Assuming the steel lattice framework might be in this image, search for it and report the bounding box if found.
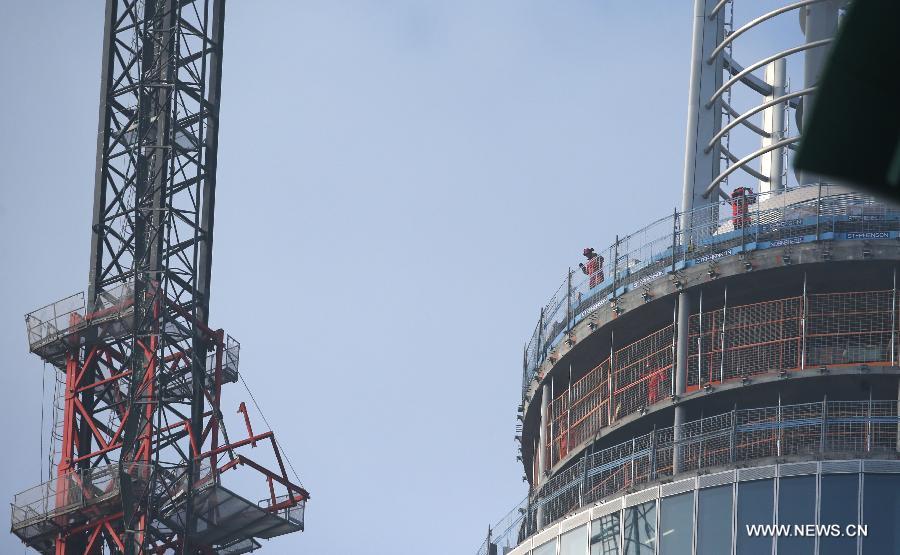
[11,1,309,554]
[89,1,225,550]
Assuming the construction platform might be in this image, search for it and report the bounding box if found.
[24,282,240,397]
[10,463,304,555]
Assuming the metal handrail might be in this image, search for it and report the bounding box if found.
[479,399,899,553]
[522,184,900,398]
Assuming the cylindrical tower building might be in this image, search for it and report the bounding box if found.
[480,1,900,554]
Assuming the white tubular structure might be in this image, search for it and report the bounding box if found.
[697,0,847,200]
[760,58,787,194]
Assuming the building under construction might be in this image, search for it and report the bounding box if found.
[480,1,900,554]
[10,1,309,553]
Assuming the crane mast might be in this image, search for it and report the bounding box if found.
[11,1,309,553]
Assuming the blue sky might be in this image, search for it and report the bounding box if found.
[0,2,697,553]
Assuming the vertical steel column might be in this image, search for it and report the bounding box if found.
[185,1,226,543]
[801,273,808,370]
[759,58,787,194]
[671,208,679,273]
[697,290,704,385]
[536,395,546,531]
[815,183,822,241]
[892,268,897,366]
[673,291,690,474]
[776,393,782,457]
[681,0,726,211]
[719,286,727,383]
[675,0,723,475]
[54,354,80,555]
[549,378,555,471]
[630,438,636,486]
[867,388,873,453]
[609,332,615,425]
[729,406,737,463]
[522,346,528,399]
[612,237,619,306]
[567,365,572,460]
[698,414,704,470]
[123,0,178,547]
[755,190,761,244]
[579,444,591,506]
[566,269,573,336]
[671,302,678,397]
[537,309,545,365]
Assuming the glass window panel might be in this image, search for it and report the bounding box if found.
[820,473,859,555]
[659,492,694,554]
[533,538,557,555]
[590,513,620,555]
[736,479,774,555]
[560,524,588,555]
[697,485,732,555]
[776,475,815,555]
[862,474,900,554]
[623,502,656,555]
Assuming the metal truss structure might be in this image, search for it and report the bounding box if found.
[11,1,309,554]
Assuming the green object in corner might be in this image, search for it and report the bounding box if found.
[794,0,900,192]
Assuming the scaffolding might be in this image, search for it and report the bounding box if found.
[543,289,899,468]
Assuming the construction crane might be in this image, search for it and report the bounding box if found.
[10,1,309,553]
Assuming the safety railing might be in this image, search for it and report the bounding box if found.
[478,399,900,554]
[10,462,207,539]
[25,282,136,353]
[259,494,306,531]
[169,335,242,399]
[543,289,899,469]
[522,184,900,397]
[25,292,86,351]
[10,463,143,535]
[207,334,241,384]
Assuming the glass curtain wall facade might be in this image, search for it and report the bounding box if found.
[507,462,900,555]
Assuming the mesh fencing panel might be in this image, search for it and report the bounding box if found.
[544,289,898,469]
[519,185,899,401]
[508,399,900,549]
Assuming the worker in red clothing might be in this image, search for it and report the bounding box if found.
[647,367,662,405]
[730,186,756,229]
[579,247,605,288]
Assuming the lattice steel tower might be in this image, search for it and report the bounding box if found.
[11,2,309,554]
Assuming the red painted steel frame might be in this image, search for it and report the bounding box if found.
[46,300,307,553]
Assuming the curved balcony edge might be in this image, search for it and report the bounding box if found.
[520,246,900,474]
